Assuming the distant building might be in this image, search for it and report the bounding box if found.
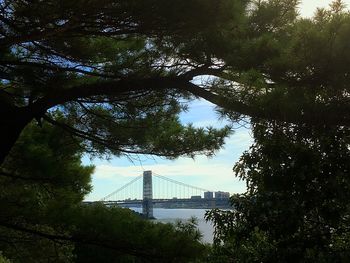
[204,191,213,199]
[190,195,201,200]
[215,191,230,199]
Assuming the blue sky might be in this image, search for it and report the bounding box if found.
[85,100,253,200]
[84,0,349,201]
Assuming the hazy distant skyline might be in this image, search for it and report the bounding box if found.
[85,0,349,201]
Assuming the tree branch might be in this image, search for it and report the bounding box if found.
[0,60,121,79]
[0,221,156,259]
[182,82,350,127]
[26,76,188,118]
[43,115,199,158]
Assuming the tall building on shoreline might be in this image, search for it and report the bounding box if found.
[204,191,213,199]
[215,191,230,199]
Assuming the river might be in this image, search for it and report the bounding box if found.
[130,208,214,243]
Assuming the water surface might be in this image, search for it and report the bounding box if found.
[130,208,214,243]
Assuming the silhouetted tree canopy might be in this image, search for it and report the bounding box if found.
[0,119,208,262]
[2,0,350,165]
[2,0,350,262]
[207,119,350,262]
[205,3,350,262]
[0,0,246,164]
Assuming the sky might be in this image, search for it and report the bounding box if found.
[300,0,350,17]
[84,0,350,201]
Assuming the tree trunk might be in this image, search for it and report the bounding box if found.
[0,107,32,166]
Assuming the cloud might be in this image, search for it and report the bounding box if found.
[87,151,248,201]
[94,160,229,179]
[89,126,253,199]
[87,107,254,200]
[92,156,244,190]
[191,118,228,128]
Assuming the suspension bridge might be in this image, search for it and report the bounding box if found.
[92,171,231,218]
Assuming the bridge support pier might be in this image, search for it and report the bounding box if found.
[142,171,153,218]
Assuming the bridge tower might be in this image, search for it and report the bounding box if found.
[142,170,153,218]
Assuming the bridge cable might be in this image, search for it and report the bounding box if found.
[152,173,212,193]
[100,175,142,201]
